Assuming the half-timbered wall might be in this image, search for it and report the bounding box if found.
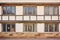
[0,5,60,33]
[0,6,60,21]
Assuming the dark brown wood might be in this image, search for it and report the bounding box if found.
[0,3,60,6]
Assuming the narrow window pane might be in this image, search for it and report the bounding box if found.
[11,7,15,14]
[3,7,7,15]
[28,24,32,32]
[2,24,6,32]
[24,7,28,15]
[53,7,58,15]
[33,24,34,32]
[55,24,59,32]
[7,24,10,32]
[7,6,11,14]
[49,7,53,15]
[32,7,36,15]
[11,24,15,32]
[45,7,49,15]
[24,24,27,32]
[28,7,32,15]
[45,24,48,32]
[49,24,53,32]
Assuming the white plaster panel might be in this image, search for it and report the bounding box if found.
[24,16,29,20]
[9,16,15,20]
[0,16,1,20]
[0,6,2,15]
[45,16,51,20]
[16,6,23,15]
[16,23,23,32]
[37,6,44,15]
[59,6,60,15]
[37,23,44,32]
[16,16,23,20]
[37,16,44,20]
[30,16,36,20]
[2,16,8,20]
[52,16,58,20]
[59,16,60,20]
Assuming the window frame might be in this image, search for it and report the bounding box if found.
[2,23,15,32]
[2,6,16,16]
[44,6,59,16]
[23,23,37,32]
[45,23,59,32]
[23,6,37,16]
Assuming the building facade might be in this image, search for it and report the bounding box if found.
[0,0,60,38]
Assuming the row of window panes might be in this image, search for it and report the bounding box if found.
[2,23,59,32]
[2,6,58,15]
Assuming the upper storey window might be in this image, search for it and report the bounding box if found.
[3,6,15,15]
[45,6,58,15]
[24,6,36,15]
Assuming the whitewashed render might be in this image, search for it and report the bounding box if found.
[0,0,60,3]
[37,6,44,15]
[2,16,8,20]
[0,6,2,15]
[59,16,60,20]
[0,23,2,32]
[37,16,44,20]
[37,23,44,32]
[59,6,60,15]
[45,16,51,20]
[52,16,58,20]
[0,16,1,20]
[30,16,36,20]
[9,16,15,20]
[16,23,23,32]
[16,6,23,15]
[16,16,23,21]
[24,16,29,20]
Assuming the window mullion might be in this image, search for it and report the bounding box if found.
[32,24,34,32]
[48,24,49,32]
[27,7,28,15]
[53,24,55,32]
[27,24,28,32]
[53,7,54,15]
[10,24,11,32]
[48,7,49,15]
[6,24,7,32]
[32,7,33,15]
[47,24,49,32]
[6,6,7,15]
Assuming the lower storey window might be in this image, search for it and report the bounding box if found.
[23,23,37,32]
[2,23,15,32]
[45,23,59,32]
